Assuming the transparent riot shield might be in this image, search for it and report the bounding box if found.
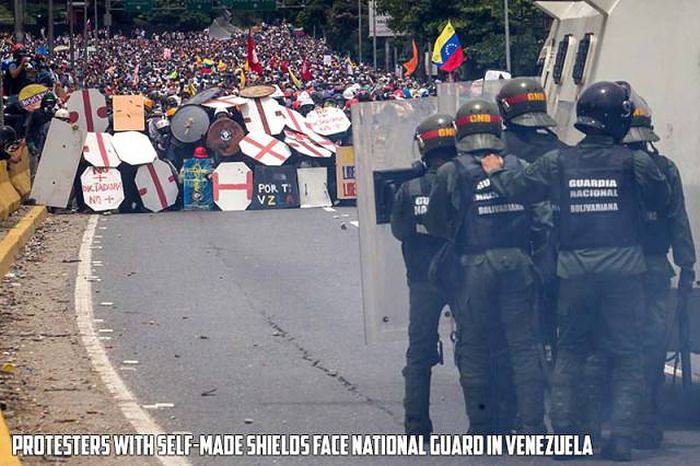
[353,98,442,343]
[437,78,540,115]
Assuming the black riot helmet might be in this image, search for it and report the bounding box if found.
[414,113,457,159]
[454,99,505,153]
[0,126,17,150]
[496,78,556,128]
[575,81,634,142]
[614,81,660,144]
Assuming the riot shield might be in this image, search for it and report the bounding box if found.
[437,78,540,116]
[354,97,444,343]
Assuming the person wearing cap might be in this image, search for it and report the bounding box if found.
[180,146,214,211]
[496,79,565,381]
[390,114,457,438]
[479,82,670,460]
[424,99,547,435]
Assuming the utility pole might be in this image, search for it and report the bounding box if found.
[357,0,362,64]
[13,0,24,42]
[371,1,377,69]
[69,0,75,85]
[504,0,512,72]
[48,0,54,55]
[84,0,89,87]
[384,37,389,71]
[94,0,99,33]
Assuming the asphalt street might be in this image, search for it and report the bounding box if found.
[87,207,700,465]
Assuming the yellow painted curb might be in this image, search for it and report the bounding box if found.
[0,410,20,465]
[0,206,48,279]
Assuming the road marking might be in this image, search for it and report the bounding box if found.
[75,215,190,466]
[350,221,359,228]
[142,403,175,410]
[99,302,113,306]
[98,328,113,333]
[322,207,336,213]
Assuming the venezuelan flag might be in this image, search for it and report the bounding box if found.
[432,21,464,72]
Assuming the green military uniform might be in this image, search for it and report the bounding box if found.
[488,134,670,452]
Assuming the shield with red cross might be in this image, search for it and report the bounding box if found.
[135,159,179,213]
[80,166,124,212]
[83,132,121,168]
[303,123,337,153]
[202,95,247,111]
[284,130,332,159]
[240,97,285,135]
[67,88,109,133]
[239,132,291,167]
[281,107,310,134]
[212,162,253,211]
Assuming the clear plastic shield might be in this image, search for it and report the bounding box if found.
[437,78,539,115]
[353,98,441,343]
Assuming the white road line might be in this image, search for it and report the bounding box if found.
[75,215,190,466]
[350,221,359,228]
[322,206,336,213]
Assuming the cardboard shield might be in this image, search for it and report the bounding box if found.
[353,97,447,343]
[202,95,247,111]
[297,167,332,208]
[30,119,86,208]
[183,158,214,211]
[83,132,121,168]
[249,166,300,210]
[184,87,221,106]
[240,85,275,99]
[240,97,285,135]
[335,145,357,200]
[304,127,337,154]
[171,105,211,143]
[239,132,291,166]
[112,95,145,131]
[212,162,253,211]
[80,167,124,212]
[281,107,311,134]
[284,130,332,158]
[18,84,49,112]
[135,159,179,212]
[66,88,109,133]
[112,131,158,165]
[305,107,351,136]
[206,118,245,156]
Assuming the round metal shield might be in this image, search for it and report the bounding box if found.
[184,87,222,106]
[240,85,276,99]
[18,84,49,112]
[206,118,245,157]
[171,105,211,143]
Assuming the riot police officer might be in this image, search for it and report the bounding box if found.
[390,114,456,436]
[480,81,670,460]
[619,84,696,449]
[425,100,547,434]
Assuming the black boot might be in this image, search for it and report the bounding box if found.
[403,367,433,435]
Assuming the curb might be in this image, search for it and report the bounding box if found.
[0,411,19,466]
[0,206,48,278]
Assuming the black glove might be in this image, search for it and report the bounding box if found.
[679,268,695,294]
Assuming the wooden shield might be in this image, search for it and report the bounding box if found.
[112,95,145,131]
[240,85,275,99]
[206,118,245,157]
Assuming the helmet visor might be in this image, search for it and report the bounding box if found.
[456,133,505,153]
[510,111,557,128]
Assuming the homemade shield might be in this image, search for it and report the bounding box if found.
[83,132,121,168]
[206,118,245,156]
[80,167,124,212]
[240,85,275,99]
[202,95,246,111]
[171,105,211,143]
[335,145,357,200]
[284,130,332,158]
[240,97,285,135]
[306,107,351,136]
[184,87,221,106]
[212,162,253,211]
[18,84,49,112]
[353,97,442,343]
[112,131,157,165]
[297,167,331,208]
[135,160,179,212]
[30,119,86,208]
[66,88,109,133]
[112,95,145,131]
[249,166,300,210]
[239,132,291,166]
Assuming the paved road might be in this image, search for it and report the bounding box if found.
[88,207,700,465]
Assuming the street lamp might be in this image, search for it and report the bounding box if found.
[504,0,512,72]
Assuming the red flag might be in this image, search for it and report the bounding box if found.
[247,30,263,74]
[280,60,289,74]
[301,58,312,81]
[269,56,277,70]
[403,40,419,77]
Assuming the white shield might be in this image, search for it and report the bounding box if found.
[240,97,285,135]
[202,95,247,110]
[305,107,351,136]
[239,132,291,166]
[297,167,332,208]
[304,125,337,153]
[213,162,253,211]
[284,130,332,158]
[112,131,158,165]
[135,160,179,212]
[66,88,109,133]
[31,119,86,208]
[281,107,310,134]
[83,132,121,168]
[80,167,124,211]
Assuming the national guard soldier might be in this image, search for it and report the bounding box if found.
[619,84,696,449]
[425,100,546,434]
[390,114,456,437]
[480,81,670,460]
